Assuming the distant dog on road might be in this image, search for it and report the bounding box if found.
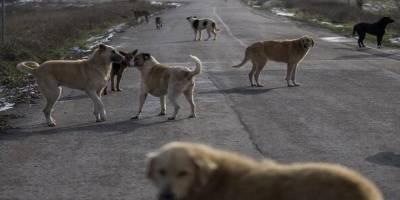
[16,44,124,126]
[147,142,383,200]
[353,17,395,48]
[232,36,314,87]
[186,16,220,41]
[131,53,202,120]
[134,10,150,23]
[104,50,138,95]
[155,17,163,29]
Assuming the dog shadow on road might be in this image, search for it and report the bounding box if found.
[199,86,286,96]
[1,118,177,141]
[365,152,400,168]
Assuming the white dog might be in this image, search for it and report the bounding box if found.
[186,16,220,41]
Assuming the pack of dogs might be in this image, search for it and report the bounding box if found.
[16,14,393,199]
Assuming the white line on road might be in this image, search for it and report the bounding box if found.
[213,7,247,47]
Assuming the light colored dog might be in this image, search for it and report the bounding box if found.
[147,142,383,200]
[186,16,220,41]
[131,53,202,120]
[232,36,314,87]
[16,44,124,127]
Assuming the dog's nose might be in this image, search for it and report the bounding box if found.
[158,191,175,200]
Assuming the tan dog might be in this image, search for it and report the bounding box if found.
[147,142,383,200]
[232,36,314,87]
[16,44,124,127]
[131,53,202,120]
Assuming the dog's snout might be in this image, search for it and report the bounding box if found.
[158,190,175,200]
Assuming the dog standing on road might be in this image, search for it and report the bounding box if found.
[104,50,138,95]
[131,53,202,120]
[353,17,395,48]
[156,17,163,30]
[147,142,383,200]
[232,36,314,87]
[16,44,124,127]
[186,16,220,41]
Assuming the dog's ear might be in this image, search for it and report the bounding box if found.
[193,156,217,186]
[143,53,151,61]
[146,151,159,179]
[131,49,138,56]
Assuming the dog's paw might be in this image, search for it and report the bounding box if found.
[256,84,264,87]
[251,84,256,87]
[293,83,301,87]
[189,114,196,118]
[288,84,295,87]
[47,122,56,127]
[168,117,176,120]
[131,116,140,120]
[116,88,122,92]
[158,112,166,116]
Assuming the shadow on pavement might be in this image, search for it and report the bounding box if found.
[1,118,175,140]
[199,86,286,95]
[365,152,400,168]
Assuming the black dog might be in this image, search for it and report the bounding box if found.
[103,50,138,95]
[155,17,163,29]
[353,17,394,48]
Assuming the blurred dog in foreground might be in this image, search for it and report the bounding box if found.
[17,44,124,126]
[131,53,202,120]
[353,17,394,48]
[232,36,314,87]
[147,142,382,200]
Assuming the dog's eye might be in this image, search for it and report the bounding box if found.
[177,171,188,178]
[112,50,116,54]
[159,169,167,176]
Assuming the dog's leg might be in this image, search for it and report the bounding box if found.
[249,58,258,87]
[212,29,217,40]
[206,29,211,41]
[87,90,106,122]
[254,59,267,87]
[167,88,180,120]
[41,84,62,127]
[291,64,300,86]
[159,96,166,116]
[377,34,383,48]
[198,30,202,41]
[111,74,116,91]
[116,73,123,91]
[132,93,147,119]
[184,84,196,118]
[194,30,198,41]
[286,64,296,87]
[359,32,366,48]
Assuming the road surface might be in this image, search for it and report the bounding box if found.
[1,0,399,199]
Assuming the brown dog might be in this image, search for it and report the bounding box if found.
[131,53,202,120]
[103,50,137,95]
[16,44,124,126]
[147,142,383,200]
[232,36,314,87]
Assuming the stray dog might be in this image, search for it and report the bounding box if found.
[131,53,202,120]
[353,17,395,48]
[147,142,383,200]
[186,16,220,41]
[104,50,138,95]
[16,44,124,127]
[156,17,163,29]
[232,36,314,87]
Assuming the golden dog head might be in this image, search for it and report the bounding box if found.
[133,53,152,68]
[147,142,217,200]
[94,44,125,63]
[298,36,315,49]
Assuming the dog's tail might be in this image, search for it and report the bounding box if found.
[232,48,250,68]
[16,61,40,74]
[188,55,202,79]
[212,22,221,32]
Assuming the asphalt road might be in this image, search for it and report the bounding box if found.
[1,0,400,199]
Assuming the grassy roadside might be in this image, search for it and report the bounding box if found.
[243,0,400,48]
[0,0,168,131]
